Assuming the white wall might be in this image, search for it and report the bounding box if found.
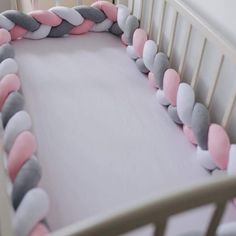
[0,0,10,11]
[183,0,236,47]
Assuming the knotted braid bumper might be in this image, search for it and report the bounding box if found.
[1,1,234,235]
[0,2,131,40]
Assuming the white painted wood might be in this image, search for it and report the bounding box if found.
[156,0,167,48]
[191,38,206,89]
[32,0,39,10]
[128,0,134,13]
[222,92,236,129]
[206,55,224,108]
[167,0,236,65]
[147,0,154,35]
[50,176,236,236]
[167,10,178,60]
[133,0,142,20]
[178,23,192,79]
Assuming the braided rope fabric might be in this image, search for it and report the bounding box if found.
[0,1,234,235]
[0,2,124,40]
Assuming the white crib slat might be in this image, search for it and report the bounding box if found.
[137,0,144,28]
[138,0,143,21]
[156,0,167,49]
[222,89,236,129]
[32,0,39,10]
[178,23,192,79]
[50,176,236,236]
[0,145,13,236]
[191,38,207,89]
[206,55,224,108]
[128,0,134,13]
[147,0,154,35]
[167,10,178,60]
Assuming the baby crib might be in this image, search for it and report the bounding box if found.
[1,0,236,235]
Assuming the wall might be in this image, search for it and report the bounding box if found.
[183,0,236,47]
[0,0,10,11]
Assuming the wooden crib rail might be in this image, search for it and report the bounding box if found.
[51,175,236,236]
[0,143,13,236]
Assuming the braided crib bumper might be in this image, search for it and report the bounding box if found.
[0,1,235,235]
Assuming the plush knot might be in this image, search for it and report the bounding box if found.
[1,4,128,40]
[0,2,234,234]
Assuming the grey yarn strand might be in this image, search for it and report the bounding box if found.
[48,20,74,38]
[2,10,40,32]
[74,6,106,24]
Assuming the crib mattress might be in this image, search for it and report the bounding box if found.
[13,32,236,235]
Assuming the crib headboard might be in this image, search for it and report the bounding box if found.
[1,0,236,235]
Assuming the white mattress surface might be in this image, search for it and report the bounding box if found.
[12,33,236,235]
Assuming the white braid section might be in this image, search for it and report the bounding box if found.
[49,6,84,26]
[0,15,15,31]
[13,188,49,236]
[0,58,18,79]
[117,4,130,32]
[4,111,32,153]
[24,24,51,40]
[126,46,138,59]
[90,19,113,32]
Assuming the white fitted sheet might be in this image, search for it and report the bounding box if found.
[13,32,236,235]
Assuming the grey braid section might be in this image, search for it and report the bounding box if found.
[12,158,42,210]
[1,92,24,128]
[0,43,15,63]
[2,10,40,32]
[109,22,123,36]
[48,20,74,38]
[0,4,141,40]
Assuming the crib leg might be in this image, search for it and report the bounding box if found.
[205,201,226,236]
[153,220,167,236]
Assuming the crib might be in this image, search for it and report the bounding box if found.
[1,0,236,235]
